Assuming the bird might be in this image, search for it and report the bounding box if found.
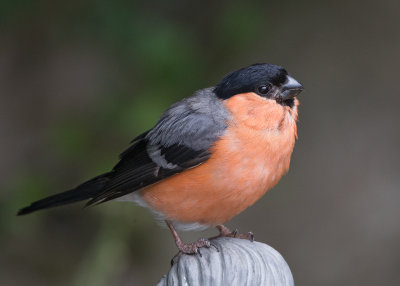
[18,63,303,257]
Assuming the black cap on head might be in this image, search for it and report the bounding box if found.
[214,63,289,100]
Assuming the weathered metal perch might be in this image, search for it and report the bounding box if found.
[157,237,294,286]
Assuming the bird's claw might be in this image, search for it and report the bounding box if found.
[248,231,255,242]
[233,231,254,241]
[210,241,219,252]
[216,225,255,242]
[171,237,216,265]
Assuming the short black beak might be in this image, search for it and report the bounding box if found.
[280,76,304,100]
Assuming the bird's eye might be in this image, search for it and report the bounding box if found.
[257,84,271,95]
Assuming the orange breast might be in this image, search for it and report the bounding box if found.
[140,93,299,226]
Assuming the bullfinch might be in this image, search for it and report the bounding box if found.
[18,63,303,256]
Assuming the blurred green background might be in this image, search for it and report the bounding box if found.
[1,0,400,285]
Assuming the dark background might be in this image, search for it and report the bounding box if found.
[1,0,400,285]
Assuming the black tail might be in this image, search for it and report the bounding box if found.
[17,173,111,215]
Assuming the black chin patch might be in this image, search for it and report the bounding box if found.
[277,98,295,108]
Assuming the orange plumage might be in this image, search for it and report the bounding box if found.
[140,92,299,226]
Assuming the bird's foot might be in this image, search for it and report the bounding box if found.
[171,238,218,265]
[166,220,218,265]
[215,224,254,241]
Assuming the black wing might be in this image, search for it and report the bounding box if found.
[85,136,211,205]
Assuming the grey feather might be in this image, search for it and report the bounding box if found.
[146,88,231,151]
[146,144,179,169]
